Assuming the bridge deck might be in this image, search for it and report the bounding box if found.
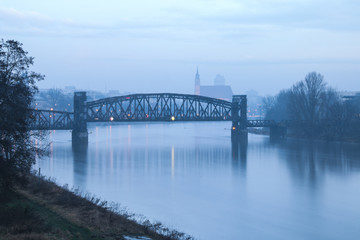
[28,110,281,130]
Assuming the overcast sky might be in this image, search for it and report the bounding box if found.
[1,0,359,95]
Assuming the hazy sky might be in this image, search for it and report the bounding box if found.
[1,0,359,95]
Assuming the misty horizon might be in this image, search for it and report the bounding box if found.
[1,0,359,95]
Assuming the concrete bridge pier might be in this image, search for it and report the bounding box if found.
[72,92,88,143]
[270,125,287,140]
[231,95,248,141]
[231,136,248,172]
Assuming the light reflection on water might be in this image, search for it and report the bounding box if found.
[36,122,360,240]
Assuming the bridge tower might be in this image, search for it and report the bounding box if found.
[72,92,88,143]
[231,95,248,141]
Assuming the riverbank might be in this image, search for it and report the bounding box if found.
[247,127,360,143]
[0,175,192,240]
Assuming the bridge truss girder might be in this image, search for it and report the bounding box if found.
[86,93,232,122]
[28,110,74,130]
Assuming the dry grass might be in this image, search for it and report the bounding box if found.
[0,174,193,240]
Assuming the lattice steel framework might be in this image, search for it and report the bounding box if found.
[28,110,74,130]
[86,93,232,122]
[28,93,296,131]
[246,120,277,127]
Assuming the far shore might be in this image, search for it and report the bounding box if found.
[246,127,360,143]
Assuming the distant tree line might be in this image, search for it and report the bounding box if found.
[38,88,73,111]
[36,88,112,112]
[263,72,360,141]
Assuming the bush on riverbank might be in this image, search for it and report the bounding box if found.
[0,39,47,193]
[0,174,193,240]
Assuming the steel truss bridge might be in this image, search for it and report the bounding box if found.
[29,109,73,130]
[87,93,232,122]
[29,93,281,130]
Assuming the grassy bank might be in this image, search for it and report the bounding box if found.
[0,175,192,240]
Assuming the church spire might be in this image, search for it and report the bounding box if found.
[194,67,200,95]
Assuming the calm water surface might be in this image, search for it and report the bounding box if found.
[35,122,360,240]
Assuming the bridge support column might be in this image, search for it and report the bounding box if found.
[72,92,88,143]
[231,95,248,141]
[270,126,287,140]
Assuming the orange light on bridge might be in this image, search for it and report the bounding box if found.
[50,108,53,111]
[232,126,236,130]
[171,116,175,121]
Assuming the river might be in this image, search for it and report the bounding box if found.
[35,122,360,240]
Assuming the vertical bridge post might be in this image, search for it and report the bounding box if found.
[231,95,248,141]
[72,92,88,143]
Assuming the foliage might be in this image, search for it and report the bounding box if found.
[263,72,358,140]
[0,39,45,192]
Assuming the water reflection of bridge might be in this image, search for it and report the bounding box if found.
[29,92,286,142]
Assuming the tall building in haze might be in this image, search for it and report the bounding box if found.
[194,67,200,95]
[194,69,233,101]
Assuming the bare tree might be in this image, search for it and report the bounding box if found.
[264,72,357,139]
[46,88,64,108]
[39,88,73,111]
[288,72,327,122]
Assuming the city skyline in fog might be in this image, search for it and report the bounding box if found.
[1,0,360,95]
